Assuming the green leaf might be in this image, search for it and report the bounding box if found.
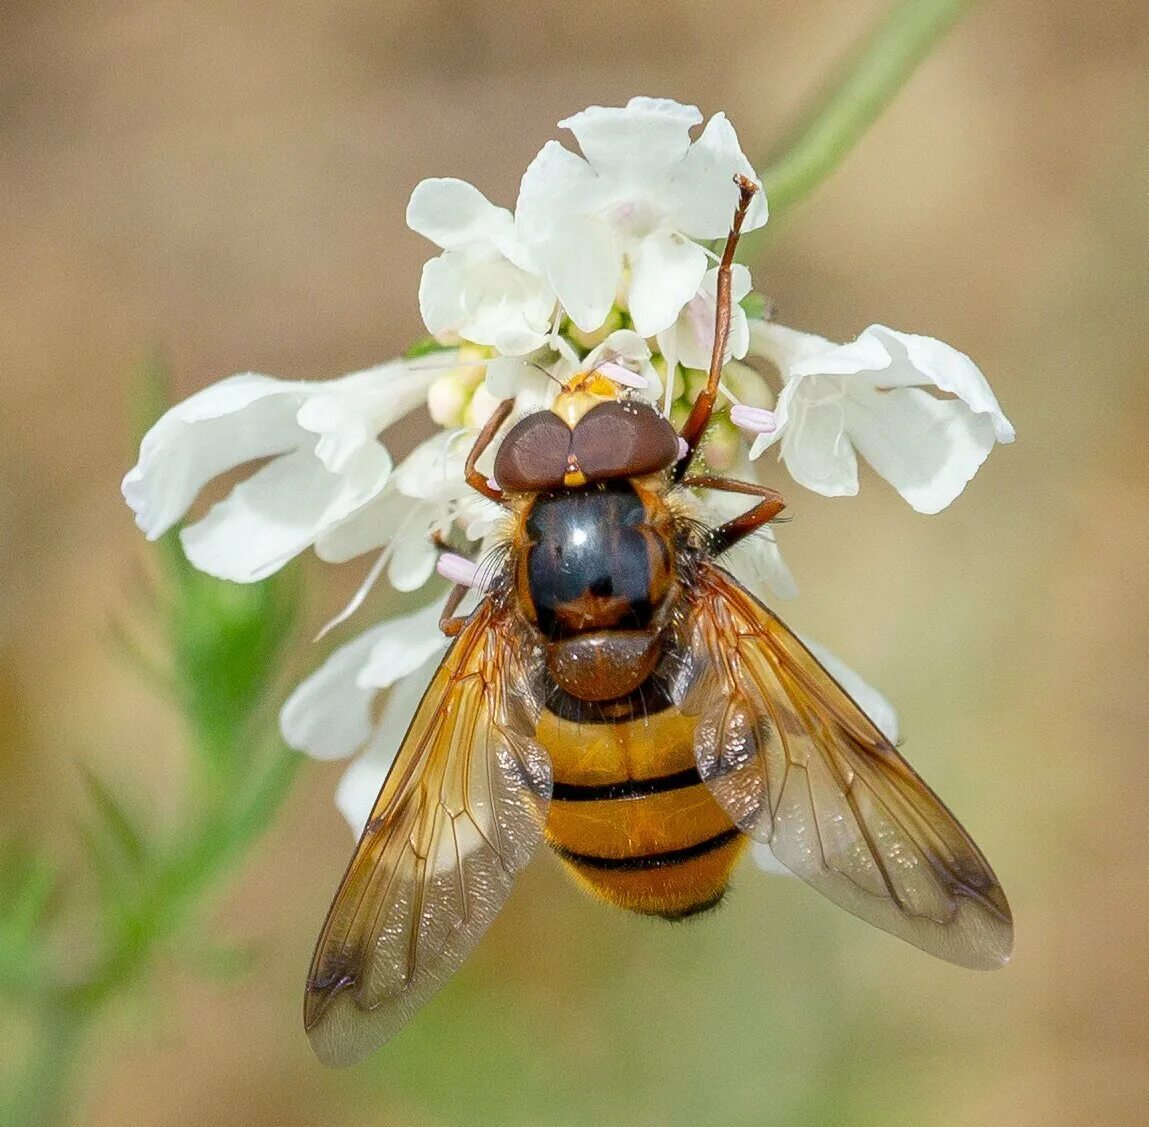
[166,555,302,779]
[740,291,770,321]
[81,767,149,870]
[404,335,453,359]
[0,845,59,941]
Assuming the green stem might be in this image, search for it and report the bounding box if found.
[4,746,300,1125]
[7,1000,85,1127]
[746,0,979,251]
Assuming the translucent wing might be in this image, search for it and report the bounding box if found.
[677,562,1012,969]
[304,599,551,1065]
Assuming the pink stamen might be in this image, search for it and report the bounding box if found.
[437,552,482,589]
[730,404,777,435]
[676,436,689,461]
[597,361,648,389]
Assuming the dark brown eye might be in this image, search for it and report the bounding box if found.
[570,401,679,482]
[492,411,572,492]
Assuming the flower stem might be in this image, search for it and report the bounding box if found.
[748,0,979,239]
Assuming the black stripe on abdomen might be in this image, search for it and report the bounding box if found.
[550,766,703,802]
[551,826,741,872]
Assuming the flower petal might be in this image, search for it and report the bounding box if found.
[279,623,390,761]
[334,655,441,834]
[627,231,708,336]
[180,442,391,581]
[559,97,702,178]
[516,140,602,248]
[121,375,302,539]
[406,178,515,253]
[314,489,409,563]
[775,379,859,497]
[843,385,1000,514]
[866,326,1015,444]
[356,599,450,689]
[536,216,621,333]
[659,264,752,371]
[666,112,767,238]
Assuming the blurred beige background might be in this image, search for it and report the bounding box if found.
[2,1,1148,1124]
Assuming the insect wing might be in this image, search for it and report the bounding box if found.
[679,563,1012,969]
[304,600,551,1065]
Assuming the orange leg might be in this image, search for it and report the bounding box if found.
[438,581,471,637]
[682,474,786,555]
[674,176,760,484]
[465,398,515,502]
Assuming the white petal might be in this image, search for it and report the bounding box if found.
[627,231,709,336]
[801,638,900,744]
[660,264,752,371]
[314,489,410,563]
[420,247,554,354]
[357,599,450,689]
[279,623,390,761]
[294,362,428,475]
[387,529,440,592]
[749,321,850,374]
[776,378,859,497]
[334,656,441,835]
[537,217,621,333]
[666,113,767,238]
[485,356,544,400]
[121,374,303,539]
[582,329,659,393]
[866,326,1015,444]
[417,253,469,339]
[724,525,797,601]
[559,98,702,178]
[406,178,515,253]
[843,386,999,514]
[516,140,602,248]
[180,442,392,581]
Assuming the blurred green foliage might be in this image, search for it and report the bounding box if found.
[0,358,303,1127]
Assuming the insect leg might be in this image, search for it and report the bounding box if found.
[681,474,786,554]
[465,398,515,502]
[674,175,760,483]
[438,582,472,637]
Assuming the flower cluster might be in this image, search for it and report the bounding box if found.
[123,98,1013,855]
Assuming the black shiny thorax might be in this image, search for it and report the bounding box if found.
[522,481,671,640]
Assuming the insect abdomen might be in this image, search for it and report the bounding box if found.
[538,699,746,920]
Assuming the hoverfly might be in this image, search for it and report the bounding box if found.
[304,177,1012,1066]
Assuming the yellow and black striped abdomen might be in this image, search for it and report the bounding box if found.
[538,699,746,920]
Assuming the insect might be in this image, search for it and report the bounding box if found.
[304,177,1013,1066]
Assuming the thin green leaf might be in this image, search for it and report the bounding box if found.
[81,768,149,869]
[404,335,454,359]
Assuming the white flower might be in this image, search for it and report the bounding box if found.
[408,178,556,355]
[316,428,504,592]
[485,328,659,405]
[752,640,899,876]
[516,97,766,337]
[657,264,752,373]
[747,322,1014,514]
[122,360,440,582]
[280,599,450,832]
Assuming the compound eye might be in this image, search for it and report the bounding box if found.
[492,412,572,492]
[571,401,679,483]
